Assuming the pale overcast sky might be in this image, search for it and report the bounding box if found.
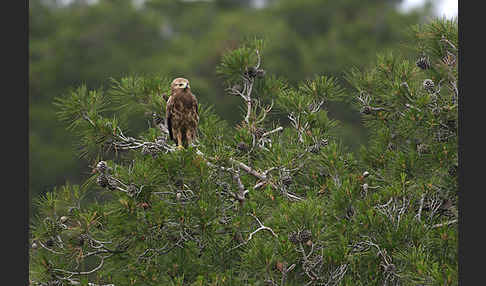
[400,0,458,18]
[59,0,458,19]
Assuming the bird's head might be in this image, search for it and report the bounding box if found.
[171,78,190,93]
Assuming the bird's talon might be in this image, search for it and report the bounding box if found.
[177,145,184,150]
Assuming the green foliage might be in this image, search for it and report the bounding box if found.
[29,0,429,208]
[217,38,265,85]
[109,75,171,114]
[29,18,457,286]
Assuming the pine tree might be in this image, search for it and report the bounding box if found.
[342,18,458,285]
[29,18,457,285]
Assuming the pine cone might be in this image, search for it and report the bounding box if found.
[423,79,435,93]
[45,239,54,247]
[281,175,292,186]
[107,176,119,191]
[253,127,265,139]
[346,206,355,219]
[310,139,328,153]
[446,119,457,129]
[448,163,458,177]
[245,66,258,78]
[289,230,312,244]
[218,181,230,192]
[288,232,300,244]
[73,234,85,247]
[97,174,109,188]
[237,142,249,152]
[152,112,163,125]
[309,144,320,154]
[280,168,292,186]
[416,55,431,70]
[383,264,396,273]
[439,199,453,211]
[127,184,139,197]
[360,106,372,115]
[300,230,312,243]
[174,179,184,188]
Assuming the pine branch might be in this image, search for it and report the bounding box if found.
[431,219,457,229]
[228,213,277,252]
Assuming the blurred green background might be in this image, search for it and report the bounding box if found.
[29,0,437,216]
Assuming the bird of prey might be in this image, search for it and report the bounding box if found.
[166,78,199,149]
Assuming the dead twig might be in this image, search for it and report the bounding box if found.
[228,213,277,252]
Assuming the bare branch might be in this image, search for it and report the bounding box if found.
[256,100,274,125]
[244,80,255,125]
[138,242,179,260]
[261,126,283,138]
[229,158,267,181]
[232,166,249,203]
[323,264,348,286]
[53,254,111,276]
[449,80,458,104]
[228,213,277,252]
[247,213,278,240]
[280,263,296,286]
[415,193,425,222]
[255,49,262,69]
[81,112,95,127]
[38,240,65,255]
[374,196,410,230]
[440,35,458,51]
[48,276,115,286]
[431,219,458,229]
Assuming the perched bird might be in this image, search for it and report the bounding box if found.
[166,78,199,149]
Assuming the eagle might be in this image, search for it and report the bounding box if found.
[166,78,199,149]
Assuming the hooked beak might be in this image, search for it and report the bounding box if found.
[183,83,189,90]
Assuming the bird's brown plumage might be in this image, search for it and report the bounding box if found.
[166,78,199,148]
